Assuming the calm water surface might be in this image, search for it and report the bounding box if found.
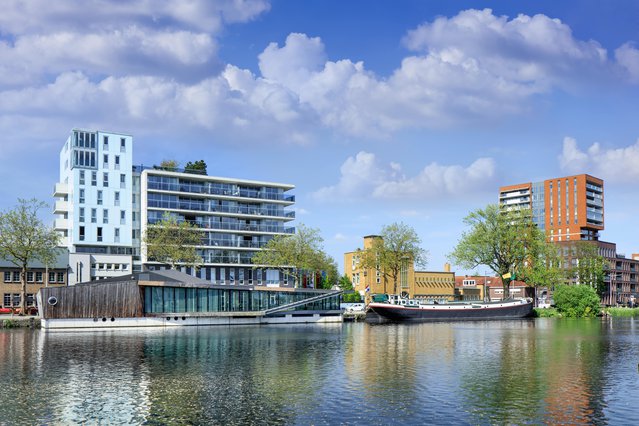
[1,318,638,425]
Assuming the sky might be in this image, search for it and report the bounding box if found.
[1,0,638,274]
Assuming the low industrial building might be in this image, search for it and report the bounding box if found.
[344,235,455,303]
[0,249,69,311]
[38,269,342,329]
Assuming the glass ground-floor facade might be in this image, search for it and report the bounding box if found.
[143,286,340,314]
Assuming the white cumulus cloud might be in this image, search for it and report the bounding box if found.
[313,152,496,201]
[559,137,639,182]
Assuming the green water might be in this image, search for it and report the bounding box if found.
[0,318,637,425]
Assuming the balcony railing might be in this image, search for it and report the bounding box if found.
[148,217,295,234]
[148,200,294,219]
[147,180,295,203]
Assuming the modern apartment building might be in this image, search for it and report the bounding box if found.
[499,174,604,242]
[53,129,137,283]
[140,167,296,286]
[499,174,639,305]
[53,129,296,286]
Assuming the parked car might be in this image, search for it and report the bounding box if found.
[346,303,365,313]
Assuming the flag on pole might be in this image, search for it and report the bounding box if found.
[365,285,370,292]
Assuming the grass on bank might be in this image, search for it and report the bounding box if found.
[603,307,639,317]
[534,306,639,318]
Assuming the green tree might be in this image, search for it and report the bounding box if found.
[449,204,547,295]
[358,222,428,296]
[338,274,353,291]
[522,240,564,304]
[185,160,207,175]
[553,284,601,317]
[251,224,336,288]
[143,212,202,270]
[567,241,607,296]
[0,199,60,315]
[157,159,179,171]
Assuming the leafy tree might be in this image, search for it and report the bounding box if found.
[143,212,202,270]
[338,274,353,291]
[0,199,60,315]
[449,204,547,295]
[522,240,564,304]
[553,284,601,317]
[567,241,607,296]
[157,159,179,171]
[358,222,428,296]
[185,160,207,175]
[342,292,362,303]
[251,224,336,288]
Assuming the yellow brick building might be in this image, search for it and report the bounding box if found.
[344,235,455,303]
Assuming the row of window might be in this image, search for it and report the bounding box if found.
[79,208,129,224]
[78,172,126,189]
[3,271,65,283]
[78,188,124,206]
[3,293,35,308]
[102,136,127,152]
[78,226,123,242]
[91,263,129,271]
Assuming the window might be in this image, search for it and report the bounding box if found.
[120,173,126,188]
[79,170,85,185]
[49,272,56,283]
[12,272,20,282]
[57,272,64,283]
[103,136,109,150]
[97,190,103,205]
[3,294,10,307]
[91,171,97,186]
[97,227,103,242]
[103,172,108,187]
[120,210,126,224]
[132,212,137,222]
[103,209,109,224]
[115,155,120,170]
[27,272,34,282]
[79,189,85,204]
[79,225,85,241]
[79,207,85,223]
[91,208,97,223]
[114,228,120,243]
[36,272,43,283]
[3,272,10,282]
[120,138,126,152]
[103,154,108,168]
[114,192,120,206]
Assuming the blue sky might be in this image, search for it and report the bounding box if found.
[1,0,638,274]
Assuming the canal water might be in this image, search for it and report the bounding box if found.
[1,318,638,425]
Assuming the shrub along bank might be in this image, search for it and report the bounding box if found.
[552,285,601,318]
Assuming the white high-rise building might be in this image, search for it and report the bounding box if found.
[54,129,138,284]
[54,129,297,287]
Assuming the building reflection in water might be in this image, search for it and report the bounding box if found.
[457,319,608,424]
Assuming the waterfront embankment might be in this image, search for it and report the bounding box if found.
[0,316,40,328]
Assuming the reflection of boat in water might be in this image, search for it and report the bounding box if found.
[368,295,534,322]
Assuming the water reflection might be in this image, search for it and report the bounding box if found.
[0,319,637,425]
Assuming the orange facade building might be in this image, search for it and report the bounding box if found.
[499,174,603,242]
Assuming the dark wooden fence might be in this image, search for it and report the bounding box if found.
[39,281,144,319]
